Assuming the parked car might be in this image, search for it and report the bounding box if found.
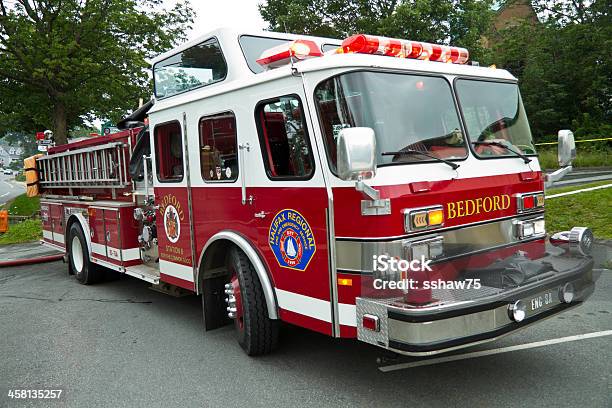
[3,168,13,175]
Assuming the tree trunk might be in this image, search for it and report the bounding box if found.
[53,100,68,145]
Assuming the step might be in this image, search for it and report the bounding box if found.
[125,264,160,284]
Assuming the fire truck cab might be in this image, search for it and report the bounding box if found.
[37,28,595,356]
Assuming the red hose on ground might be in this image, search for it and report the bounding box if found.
[0,254,64,267]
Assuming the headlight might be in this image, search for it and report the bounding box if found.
[402,236,444,261]
[513,217,545,240]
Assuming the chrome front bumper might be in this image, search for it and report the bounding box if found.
[356,254,595,356]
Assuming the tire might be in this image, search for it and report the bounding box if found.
[227,247,279,355]
[68,223,104,285]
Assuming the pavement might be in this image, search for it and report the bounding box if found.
[0,242,63,262]
[550,167,612,188]
[0,174,26,207]
[0,245,610,407]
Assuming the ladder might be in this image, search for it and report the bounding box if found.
[37,142,131,191]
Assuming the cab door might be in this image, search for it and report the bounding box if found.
[151,118,196,291]
[248,87,334,336]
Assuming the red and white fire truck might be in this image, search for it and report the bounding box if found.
[34,28,595,356]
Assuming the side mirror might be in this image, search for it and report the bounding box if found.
[558,130,576,167]
[336,127,377,181]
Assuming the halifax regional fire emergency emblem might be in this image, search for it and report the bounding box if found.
[268,209,316,271]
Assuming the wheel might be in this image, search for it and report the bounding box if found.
[226,247,279,355]
[67,223,104,284]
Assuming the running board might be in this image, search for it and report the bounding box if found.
[124,264,160,284]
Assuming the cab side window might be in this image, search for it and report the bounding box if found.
[199,112,238,182]
[154,121,183,182]
[256,95,314,179]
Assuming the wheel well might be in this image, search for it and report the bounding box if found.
[65,214,90,253]
[198,239,233,285]
[196,233,278,320]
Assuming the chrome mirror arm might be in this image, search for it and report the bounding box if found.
[355,176,380,201]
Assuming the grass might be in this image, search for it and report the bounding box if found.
[0,193,42,245]
[538,148,612,169]
[545,185,612,239]
[547,180,612,195]
[1,193,40,216]
[0,219,42,245]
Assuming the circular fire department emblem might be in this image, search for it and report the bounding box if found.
[279,229,303,267]
[268,209,316,271]
[164,204,181,243]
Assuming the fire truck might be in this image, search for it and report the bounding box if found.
[34,28,596,356]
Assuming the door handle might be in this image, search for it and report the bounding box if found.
[254,211,269,219]
[239,143,250,205]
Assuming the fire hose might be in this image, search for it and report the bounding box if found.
[0,254,64,268]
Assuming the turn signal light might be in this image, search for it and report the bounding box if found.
[403,205,444,232]
[428,209,444,226]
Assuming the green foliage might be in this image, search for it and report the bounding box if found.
[0,0,195,144]
[2,193,40,216]
[259,0,495,61]
[490,0,611,140]
[538,147,612,169]
[0,218,42,245]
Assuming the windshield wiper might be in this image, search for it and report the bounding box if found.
[472,141,532,163]
[381,149,460,170]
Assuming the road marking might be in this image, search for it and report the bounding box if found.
[378,330,612,372]
[547,183,612,199]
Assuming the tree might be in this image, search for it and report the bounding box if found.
[491,0,610,138]
[0,0,194,145]
[259,0,495,61]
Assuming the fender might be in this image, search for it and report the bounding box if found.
[197,231,278,320]
[65,213,92,255]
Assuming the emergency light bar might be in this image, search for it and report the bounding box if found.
[256,34,469,69]
[256,39,322,68]
[340,34,469,64]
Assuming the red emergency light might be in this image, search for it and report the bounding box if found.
[36,131,45,141]
[340,34,469,64]
[257,39,322,68]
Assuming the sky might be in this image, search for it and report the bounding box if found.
[178,0,268,40]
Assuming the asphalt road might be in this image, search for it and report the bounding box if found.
[552,168,612,188]
[0,174,25,207]
[1,258,611,408]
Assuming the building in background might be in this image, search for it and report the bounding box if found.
[0,142,23,168]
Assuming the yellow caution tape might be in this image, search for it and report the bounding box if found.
[535,137,612,146]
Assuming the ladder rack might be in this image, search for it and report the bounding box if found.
[37,142,131,190]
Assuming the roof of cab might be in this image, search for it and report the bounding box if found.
[148,27,516,114]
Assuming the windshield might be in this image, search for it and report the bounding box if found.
[315,72,467,172]
[455,79,536,157]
